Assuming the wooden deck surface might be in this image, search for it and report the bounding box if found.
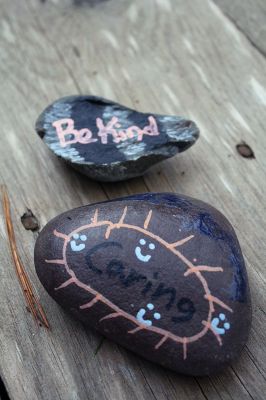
[0,0,266,399]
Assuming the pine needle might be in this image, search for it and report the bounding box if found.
[1,185,50,329]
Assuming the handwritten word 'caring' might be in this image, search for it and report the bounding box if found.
[52,116,160,147]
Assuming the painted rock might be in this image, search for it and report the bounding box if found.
[35,96,199,181]
[34,193,251,375]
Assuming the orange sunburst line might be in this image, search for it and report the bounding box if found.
[128,326,144,334]
[91,209,98,224]
[155,334,169,350]
[169,235,194,248]
[144,210,153,229]
[100,312,122,322]
[184,266,223,277]
[183,338,188,360]
[53,230,69,241]
[54,277,75,290]
[45,259,65,265]
[105,225,112,239]
[202,320,222,345]
[204,294,233,313]
[117,207,128,226]
[80,294,102,309]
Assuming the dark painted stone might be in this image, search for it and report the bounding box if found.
[34,193,251,375]
[35,96,199,181]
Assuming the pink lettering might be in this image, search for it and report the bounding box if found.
[77,128,97,144]
[96,116,119,144]
[126,126,143,141]
[53,116,160,147]
[53,119,97,147]
[143,116,160,137]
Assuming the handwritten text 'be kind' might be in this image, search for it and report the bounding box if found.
[53,116,160,147]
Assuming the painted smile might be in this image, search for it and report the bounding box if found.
[70,233,87,252]
[136,303,161,326]
[135,247,151,262]
[135,238,155,263]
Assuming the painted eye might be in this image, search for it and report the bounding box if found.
[73,233,79,239]
[80,235,87,241]
[149,243,155,250]
[154,312,161,320]
[147,303,154,310]
[140,239,146,245]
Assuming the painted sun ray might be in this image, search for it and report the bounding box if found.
[128,326,144,334]
[105,225,112,239]
[53,230,69,241]
[55,277,75,290]
[205,294,233,313]
[91,209,99,224]
[100,312,122,322]
[155,334,169,349]
[117,206,128,226]
[144,210,153,229]
[184,266,223,277]
[202,320,222,346]
[80,295,101,309]
[45,259,65,265]
[183,339,188,360]
[169,235,194,248]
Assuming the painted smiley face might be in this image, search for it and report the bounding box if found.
[211,313,230,335]
[136,303,161,326]
[70,233,87,252]
[135,238,155,263]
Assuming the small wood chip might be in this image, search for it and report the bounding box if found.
[21,209,39,231]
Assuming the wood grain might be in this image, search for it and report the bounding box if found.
[0,0,265,399]
[213,0,266,56]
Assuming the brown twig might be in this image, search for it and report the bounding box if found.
[1,185,50,329]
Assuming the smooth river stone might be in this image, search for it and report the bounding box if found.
[34,193,251,375]
[35,96,199,182]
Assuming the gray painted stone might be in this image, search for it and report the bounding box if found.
[35,96,199,182]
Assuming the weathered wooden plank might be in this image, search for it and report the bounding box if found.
[0,0,265,399]
[214,0,266,56]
